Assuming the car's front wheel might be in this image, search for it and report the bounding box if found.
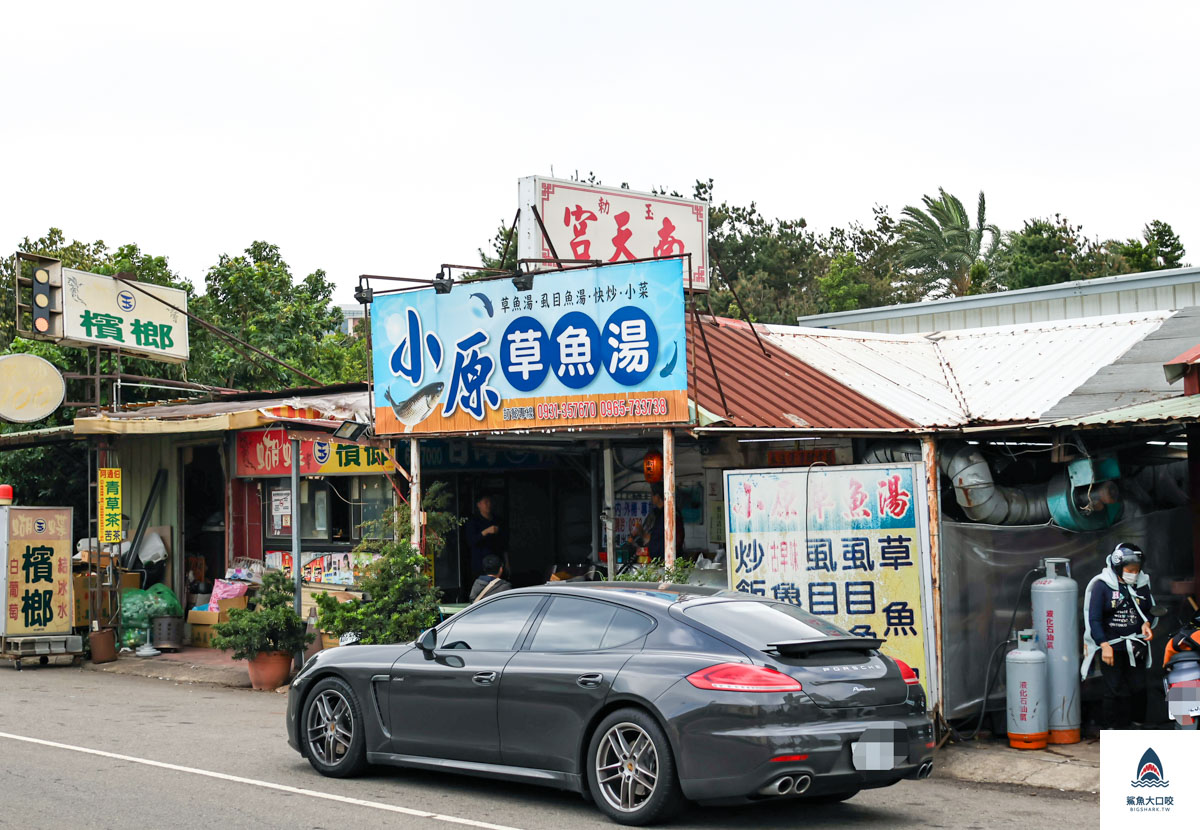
[587,707,683,826]
[301,676,367,778]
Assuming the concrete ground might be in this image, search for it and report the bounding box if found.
[76,649,1105,796]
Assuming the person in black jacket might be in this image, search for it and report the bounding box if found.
[464,494,507,579]
[1081,543,1156,729]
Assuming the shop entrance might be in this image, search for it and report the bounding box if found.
[180,444,225,587]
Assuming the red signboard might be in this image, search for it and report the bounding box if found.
[235,428,394,478]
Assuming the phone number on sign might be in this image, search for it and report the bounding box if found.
[533,398,670,420]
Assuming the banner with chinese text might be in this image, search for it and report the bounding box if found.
[98,467,123,544]
[2,507,73,637]
[724,464,936,699]
[518,177,710,291]
[235,428,395,477]
[370,259,689,435]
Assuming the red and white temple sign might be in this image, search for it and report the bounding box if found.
[518,176,710,292]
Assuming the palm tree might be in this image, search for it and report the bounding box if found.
[898,188,1001,298]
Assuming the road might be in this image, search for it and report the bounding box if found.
[0,666,1095,830]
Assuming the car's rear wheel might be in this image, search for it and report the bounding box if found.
[302,677,367,778]
[587,708,683,826]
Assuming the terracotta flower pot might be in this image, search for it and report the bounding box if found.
[246,651,293,690]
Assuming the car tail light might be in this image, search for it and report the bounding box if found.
[894,659,920,686]
[686,663,802,693]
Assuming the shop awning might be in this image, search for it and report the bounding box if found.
[0,425,77,449]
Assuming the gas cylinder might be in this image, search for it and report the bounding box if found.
[1032,557,1081,743]
[1006,629,1048,750]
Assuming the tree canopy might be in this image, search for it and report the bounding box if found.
[480,180,1187,324]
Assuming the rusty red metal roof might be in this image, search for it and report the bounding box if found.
[686,316,914,430]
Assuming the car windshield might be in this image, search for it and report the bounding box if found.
[683,600,852,650]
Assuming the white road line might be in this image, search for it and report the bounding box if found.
[0,731,527,830]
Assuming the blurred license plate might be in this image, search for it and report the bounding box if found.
[851,726,902,771]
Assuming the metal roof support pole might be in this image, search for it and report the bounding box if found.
[603,442,615,560]
[410,437,422,553]
[291,437,302,671]
[663,428,676,570]
[590,449,600,566]
[921,434,944,722]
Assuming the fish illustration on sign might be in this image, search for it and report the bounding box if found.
[384,382,444,432]
[470,293,494,317]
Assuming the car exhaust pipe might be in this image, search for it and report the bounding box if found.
[757,776,794,797]
[917,762,933,779]
[792,774,812,795]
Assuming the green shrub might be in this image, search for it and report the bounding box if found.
[314,482,455,645]
[212,571,312,660]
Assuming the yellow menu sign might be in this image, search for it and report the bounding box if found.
[98,468,123,544]
[3,507,73,637]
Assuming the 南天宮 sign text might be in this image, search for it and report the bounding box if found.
[518,177,710,292]
[370,259,689,435]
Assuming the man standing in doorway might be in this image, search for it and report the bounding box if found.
[465,494,507,579]
[630,483,684,562]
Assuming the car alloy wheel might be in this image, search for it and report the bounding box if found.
[307,688,355,767]
[595,722,660,814]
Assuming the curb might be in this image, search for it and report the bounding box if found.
[82,654,252,689]
[935,741,1099,795]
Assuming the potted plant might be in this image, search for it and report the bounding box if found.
[315,483,451,645]
[212,570,313,690]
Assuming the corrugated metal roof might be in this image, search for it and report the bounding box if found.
[686,317,913,430]
[761,325,967,426]
[89,390,372,423]
[1048,394,1200,427]
[793,264,1200,330]
[1042,307,1199,420]
[764,311,1174,427]
[933,311,1172,423]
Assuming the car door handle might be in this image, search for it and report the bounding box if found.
[576,673,604,688]
[472,671,498,686]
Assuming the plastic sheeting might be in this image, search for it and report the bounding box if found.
[939,507,1193,720]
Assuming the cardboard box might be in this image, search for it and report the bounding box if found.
[185,595,248,626]
[189,624,219,648]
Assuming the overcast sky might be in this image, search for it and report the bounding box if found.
[3,1,1197,304]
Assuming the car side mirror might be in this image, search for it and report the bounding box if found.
[417,628,437,652]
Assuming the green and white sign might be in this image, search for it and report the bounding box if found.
[61,268,189,363]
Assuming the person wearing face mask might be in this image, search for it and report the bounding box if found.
[1081,543,1156,730]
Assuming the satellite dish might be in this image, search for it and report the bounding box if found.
[0,353,67,423]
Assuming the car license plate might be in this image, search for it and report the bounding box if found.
[851,727,901,771]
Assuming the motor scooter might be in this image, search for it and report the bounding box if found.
[1163,597,1200,730]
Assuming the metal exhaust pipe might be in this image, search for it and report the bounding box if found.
[757,776,794,797]
[792,774,812,795]
[917,762,933,779]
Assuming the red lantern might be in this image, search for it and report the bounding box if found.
[642,451,664,483]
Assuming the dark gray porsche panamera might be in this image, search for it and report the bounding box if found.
[286,583,935,825]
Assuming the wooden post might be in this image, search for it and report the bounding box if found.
[663,428,676,570]
[410,437,422,551]
[921,434,943,718]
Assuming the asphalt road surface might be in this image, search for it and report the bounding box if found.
[0,666,1096,829]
